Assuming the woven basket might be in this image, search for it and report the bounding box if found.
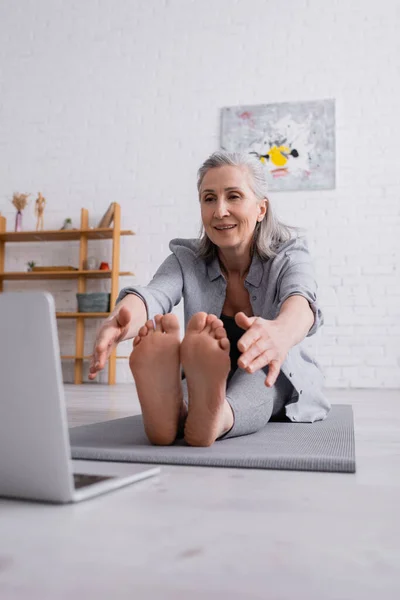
[76,292,110,313]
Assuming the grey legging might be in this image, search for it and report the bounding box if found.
[181,313,294,439]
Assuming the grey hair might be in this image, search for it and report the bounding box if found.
[196,150,296,263]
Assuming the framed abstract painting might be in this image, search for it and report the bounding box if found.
[220,99,336,192]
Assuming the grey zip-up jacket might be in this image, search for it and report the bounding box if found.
[117,236,330,423]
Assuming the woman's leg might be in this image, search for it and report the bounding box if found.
[129,314,186,445]
[181,312,235,447]
[222,366,294,439]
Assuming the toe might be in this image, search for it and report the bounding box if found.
[204,313,218,333]
[206,314,218,326]
[139,325,148,337]
[134,335,141,347]
[210,318,223,332]
[214,326,227,340]
[187,312,208,333]
[161,313,180,334]
[146,319,155,332]
[219,337,230,352]
[154,314,163,332]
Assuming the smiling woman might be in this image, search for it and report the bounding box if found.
[90,150,330,448]
[197,152,293,264]
[199,166,267,260]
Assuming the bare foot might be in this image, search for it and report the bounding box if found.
[130,314,185,445]
[181,313,234,447]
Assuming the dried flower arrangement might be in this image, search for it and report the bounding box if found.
[11,193,30,232]
[11,193,30,211]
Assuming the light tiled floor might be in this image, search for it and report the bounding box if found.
[1,385,399,600]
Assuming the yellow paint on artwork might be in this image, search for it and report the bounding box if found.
[269,145,290,167]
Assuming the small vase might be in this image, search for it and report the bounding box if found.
[15,210,22,232]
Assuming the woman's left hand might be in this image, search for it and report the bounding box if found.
[235,312,290,387]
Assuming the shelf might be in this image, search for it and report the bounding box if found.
[61,355,129,360]
[0,228,135,243]
[0,203,130,385]
[56,312,110,318]
[0,270,134,280]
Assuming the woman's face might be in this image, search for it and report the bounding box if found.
[199,165,267,254]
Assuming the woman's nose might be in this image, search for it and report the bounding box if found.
[214,200,230,218]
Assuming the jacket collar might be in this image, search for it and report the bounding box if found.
[206,251,264,288]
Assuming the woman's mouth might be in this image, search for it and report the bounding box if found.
[214,225,237,231]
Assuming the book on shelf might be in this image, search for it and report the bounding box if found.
[97,202,115,228]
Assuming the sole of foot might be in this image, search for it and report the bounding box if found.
[130,313,184,445]
[181,312,233,447]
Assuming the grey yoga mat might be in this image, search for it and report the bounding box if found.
[70,404,355,473]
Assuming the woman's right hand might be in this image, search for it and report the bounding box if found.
[88,305,132,380]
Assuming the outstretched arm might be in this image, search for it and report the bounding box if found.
[273,295,315,348]
[235,295,315,387]
[89,252,184,380]
[88,294,148,380]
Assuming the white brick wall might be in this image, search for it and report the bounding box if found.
[0,0,399,387]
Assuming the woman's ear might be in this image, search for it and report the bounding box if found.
[258,198,268,221]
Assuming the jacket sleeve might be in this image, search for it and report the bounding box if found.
[277,239,323,337]
[116,253,184,320]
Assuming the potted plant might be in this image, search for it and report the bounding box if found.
[61,218,73,230]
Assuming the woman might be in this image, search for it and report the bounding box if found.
[89,151,330,447]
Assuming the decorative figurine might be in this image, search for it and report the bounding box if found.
[35,192,46,231]
[11,193,30,232]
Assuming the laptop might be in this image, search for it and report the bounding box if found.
[0,291,160,503]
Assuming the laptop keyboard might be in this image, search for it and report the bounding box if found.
[73,473,113,489]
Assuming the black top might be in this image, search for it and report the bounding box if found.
[220,313,246,380]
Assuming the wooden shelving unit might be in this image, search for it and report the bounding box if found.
[0,202,134,385]
[0,270,133,281]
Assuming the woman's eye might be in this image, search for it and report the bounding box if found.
[204,196,215,202]
[229,195,240,200]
